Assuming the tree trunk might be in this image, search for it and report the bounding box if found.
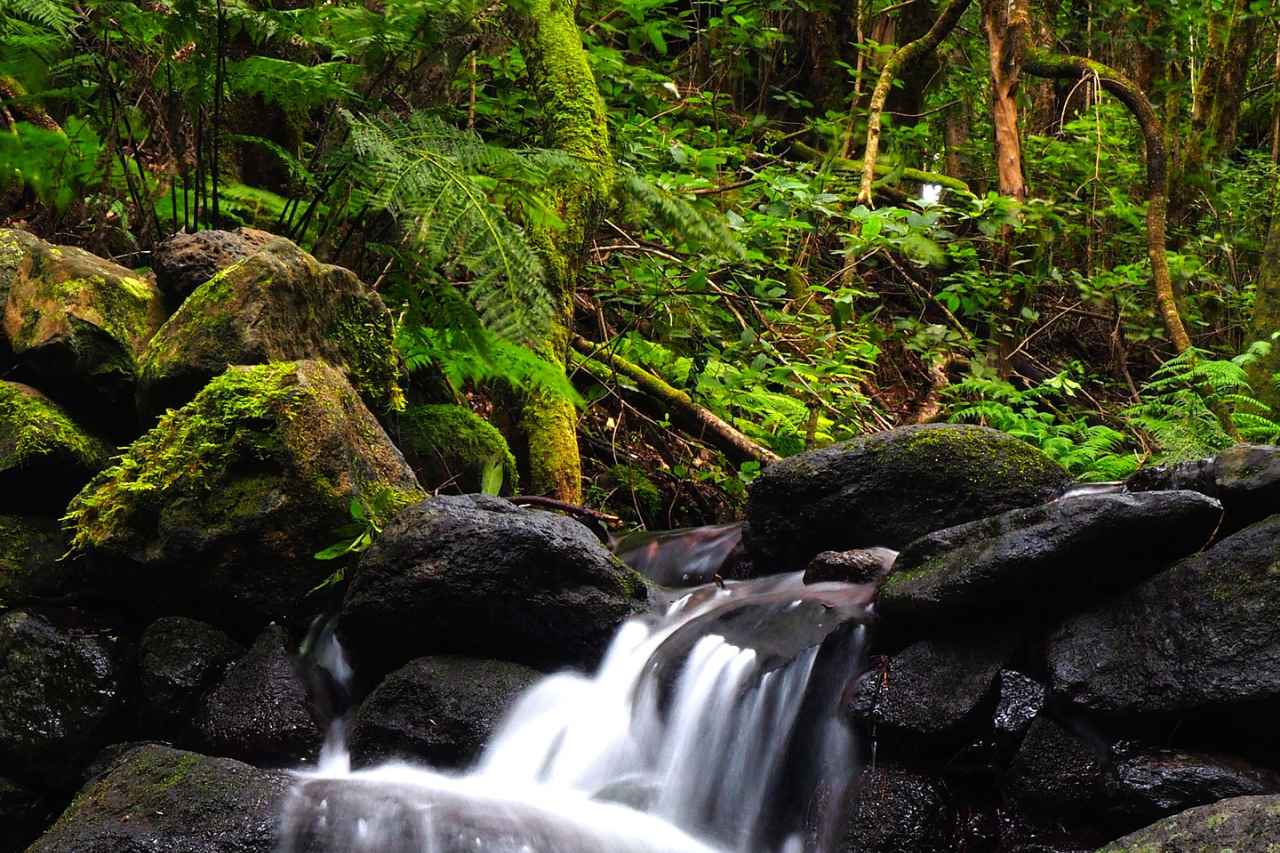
[1246,215,1280,410]
[982,0,1029,200]
[507,0,615,502]
[1024,49,1191,353]
[1190,0,1260,165]
[857,0,973,204]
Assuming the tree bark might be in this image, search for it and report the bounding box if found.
[1246,215,1280,410]
[982,0,1029,200]
[507,0,615,502]
[1024,49,1191,353]
[1190,0,1260,165]
[857,0,973,204]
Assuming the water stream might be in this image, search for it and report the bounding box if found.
[281,536,872,853]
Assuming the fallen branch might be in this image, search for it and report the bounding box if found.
[570,335,781,468]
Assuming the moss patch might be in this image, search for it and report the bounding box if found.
[399,403,518,494]
[0,382,110,474]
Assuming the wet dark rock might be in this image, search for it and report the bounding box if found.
[1126,443,1280,533]
[139,616,243,737]
[351,656,541,769]
[1096,794,1280,852]
[745,424,1070,570]
[66,361,423,633]
[137,238,400,420]
[195,624,323,765]
[1004,716,1108,820]
[1105,747,1280,823]
[993,670,1046,739]
[151,227,275,306]
[27,744,290,853]
[803,547,896,585]
[0,609,126,789]
[0,774,54,853]
[878,491,1222,636]
[340,494,648,673]
[0,514,75,606]
[838,766,951,853]
[849,634,1011,748]
[1046,513,1280,719]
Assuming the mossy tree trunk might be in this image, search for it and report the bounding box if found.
[1246,215,1280,410]
[507,0,615,503]
[982,0,1028,202]
[857,0,972,204]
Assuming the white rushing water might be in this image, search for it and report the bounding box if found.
[281,573,870,853]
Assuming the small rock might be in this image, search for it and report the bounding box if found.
[993,670,1046,739]
[0,609,126,789]
[340,494,648,673]
[351,656,542,768]
[0,514,74,607]
[1004,716,1108,820]
[1106,747,1280,823]
[803,548,896,585]
[837,766,952,853]
[0,382,110,512]
[151,227,275,306]
[195,624,323,765]
[27,744,290,853]
[745,424,1070,570]
[139,616,243,737]
[1126,443,1280,533]
[849,634,1011,748]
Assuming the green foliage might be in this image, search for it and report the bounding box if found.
[312,485,413,589]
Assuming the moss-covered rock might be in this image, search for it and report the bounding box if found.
[66,360,424,631]
[27,744,291,853]
[0,381,110,512]
[0,515,73,607]
[744,424,1072,570]
[395,403,517,494]
[0,229,165,437]
[1095,794,1280,852]
[136,238,402,421]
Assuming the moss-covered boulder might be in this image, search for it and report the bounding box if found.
[27,744,291,853]
[66,360,424,631]
[0,381,110,512]
[0,229,165,436]
[744,424,1072,570]
[395,403,518,494]
[136,238,401,421]
[1095,794,1280,852]
[0,515,73,607]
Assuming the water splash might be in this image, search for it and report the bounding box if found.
[280,572,869,852]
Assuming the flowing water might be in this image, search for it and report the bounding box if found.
[281,537,873,853]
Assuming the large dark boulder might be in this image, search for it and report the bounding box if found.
[350,656,541,769]
[27,744,291,853]
[136,238,401,420]
[838,766,952,853]
[878,491,1222,635]
[139,616,243,738]
[151,227,275,306]
[0,609,127,789]
[1046,513,1280,720]
[0,382,110,512]
[1004,716,1108,821]
[1105,747,1280,824]
[65,360,423,632]
[195,624,324,765]
[0,228,165,438]
[745,424,1070,570]
[340,495,648,673]
[1095,794,1280,852]
[849,634,1011,750]
[1126,443,1280,533]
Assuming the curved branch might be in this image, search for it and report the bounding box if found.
[857,0,973,205]
[1023,49,1190,353]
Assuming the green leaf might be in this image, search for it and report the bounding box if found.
[480,456,505,496]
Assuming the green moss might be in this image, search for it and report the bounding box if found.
[400,403,518,493]
[0,382,110,472]
[65,362,307,549]
[326,294,403,412]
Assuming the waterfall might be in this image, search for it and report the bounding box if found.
[281,572,870,853]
